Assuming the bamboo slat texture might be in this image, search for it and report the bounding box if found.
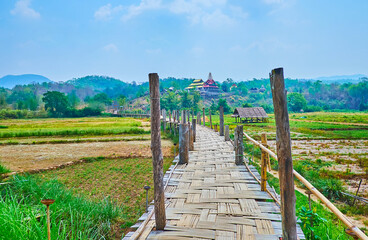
[125,126,305,240]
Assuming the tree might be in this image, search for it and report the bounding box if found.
[287,92,307,112]
[68,91,80,108]
[89,93,111,105]
[161,92,179,111]
[217,98,231,114]
[242,103,253,108]
[191,91,201,113]
[180,91,191,109]
[42,91,69,116]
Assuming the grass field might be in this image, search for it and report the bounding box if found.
[0,117,147,139]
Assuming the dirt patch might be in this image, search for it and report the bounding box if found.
[0,140,172,172]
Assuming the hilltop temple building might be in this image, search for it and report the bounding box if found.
[186,72,221,97]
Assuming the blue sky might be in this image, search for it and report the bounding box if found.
[1,0,367,83]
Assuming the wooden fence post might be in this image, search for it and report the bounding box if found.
[197,112,201,125]
[163,109,166,132]
[202,108,205,127]
[179,123,189,164]
[187,110,190,123]
[148,73,166,230]
[219,106,224,136]
[192,118,196,142]
[225,125,230,141]
[189,124,194,151]
[270,67,297,240]
[214,124,218,132]
[260,133,269,191]
[209,109,213,129]
[235,125,244,165]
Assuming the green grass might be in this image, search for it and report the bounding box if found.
[0,117,148,139]
[0,163,11,175]
[38,156,174,233]
[0,175,123,240]
[289,112,368,124]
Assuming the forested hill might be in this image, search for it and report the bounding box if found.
[0,75,367,113]
[0,74,52,89]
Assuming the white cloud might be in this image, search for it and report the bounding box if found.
[11,0,40,19]
[94,4,123,21]
[103,44,118,53]
[122,0,162,21]
[202,9,234,28]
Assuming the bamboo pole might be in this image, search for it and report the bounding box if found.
[148,73,166,230]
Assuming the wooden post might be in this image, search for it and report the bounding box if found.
[163,109,166,132]
[270,67,297,240]
[219,106,224,136]
[197,112,201,125]
[179,123,189,164]
[214,124,218,132]
[234,126,238,151]
[209,109,213,129]
[235,125,244,165]
[182,110,185,124]
[148,73,166,230]
[187,110,190,123]
[169,111,172,133]
[225,125,230,141]
[260,133,269,191]
[192,118,196,142]
[189,124,194,151]
[202,108,205,127]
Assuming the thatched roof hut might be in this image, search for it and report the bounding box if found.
[232,107,268,123]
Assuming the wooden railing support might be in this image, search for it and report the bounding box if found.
[270,67,297,240]
[189,123,194,151]
[148,73,166,230]
[179,123,189,164]
[202,107,205,126]
[225,125,230,141]
[260,133,269,191]
[192,119,196,142]
[235,125,244,165]
[162,109,166,132]
[219,106,224,136]
[209,109,213,129]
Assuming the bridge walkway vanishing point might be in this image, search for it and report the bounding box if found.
[126,125,305,240]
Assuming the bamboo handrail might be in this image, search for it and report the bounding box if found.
[243,132,368,240]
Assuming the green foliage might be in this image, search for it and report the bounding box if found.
[0,163,11,174]
[297,206,326,240]
[180,91,191,109]
[218,98,232,113]
[42,91,69,117]
[242,103,253,108]
[288,92,307,112]
[161,92,180,111]
[0,175,122,239]
[0,109,48,119]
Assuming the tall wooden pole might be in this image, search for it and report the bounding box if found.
[224,125,230,141]
[209,109,213,129]
[202,108,205,127]
[235,125,244,165]
[192,118,196,142]
[148,73,166,230]
[270,68,297,240]
[179,123,189,164]
[219,106,224,136]
[260,133,269,191]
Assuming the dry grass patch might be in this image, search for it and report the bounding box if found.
[0,140,172,172]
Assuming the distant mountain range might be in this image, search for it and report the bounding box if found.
[310,74,367,84]
[0,74,53,89]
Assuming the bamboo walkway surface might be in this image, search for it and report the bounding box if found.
[125,126,305,240]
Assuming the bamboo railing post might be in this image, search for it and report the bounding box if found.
[225,125,230,141]
[169,111,172,133]
[235,125,244,165]
[179,123,189,164]
[270,67,297,240]
[260,133,269,191]
[192,118,196,142]
[219,106,224,136]
[202,107,205,127]
[197,112,201,125]
[148,73,166,230]
[209,109,213,129]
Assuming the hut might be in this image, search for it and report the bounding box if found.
[232,107,268,123]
